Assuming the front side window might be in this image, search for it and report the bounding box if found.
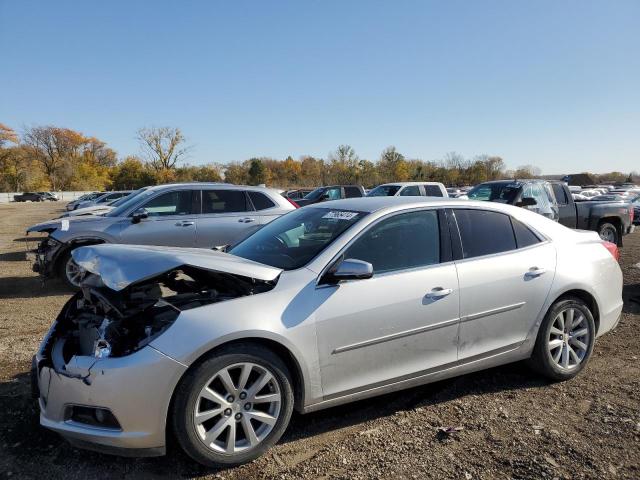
[399,185,421,196]
[467,183,521,203]
[454,209,516,258]
[230,207,366,270]
[326,187,342,200]
[141,190,193,217]
[366,185,401,197]
[203,190,248,213]
[344,210,440,274]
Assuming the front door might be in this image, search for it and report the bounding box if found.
[118,189,197,247]
[314,209,460,398]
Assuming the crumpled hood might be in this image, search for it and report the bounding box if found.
[59,205,114,218]
[72,244,283,291]
[26,215,105,233]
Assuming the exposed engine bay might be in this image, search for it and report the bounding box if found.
[41,265,276,379]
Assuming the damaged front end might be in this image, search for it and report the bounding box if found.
[39,264,277,381]
[29,235,64,276]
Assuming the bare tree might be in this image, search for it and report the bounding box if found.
[137,127,190,171]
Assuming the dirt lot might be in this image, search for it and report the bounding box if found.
[0,202,638,479]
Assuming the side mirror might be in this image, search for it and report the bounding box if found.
[322,258,373,284]
[320,193,330,201]
[131,208,148,224]
[516,197,537,207]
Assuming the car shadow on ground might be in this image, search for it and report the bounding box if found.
[0,276,71,299]
[0,251,27,262]
[622,284,640,314]
[0,361,549,478]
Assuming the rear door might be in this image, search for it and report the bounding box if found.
[551,183,576,228]
[118,189,197,247]
[451,208,556,359]
[195,189,259,247]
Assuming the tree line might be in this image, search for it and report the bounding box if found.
[0,123,635,192]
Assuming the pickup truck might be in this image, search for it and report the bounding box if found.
[13,192,48,202]
[466,179,634,245]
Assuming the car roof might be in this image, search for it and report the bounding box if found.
[306,196,516,214]
[144,182,281,195]
[378,182,444,187]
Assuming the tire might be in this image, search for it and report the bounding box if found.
[598,222,619,245]
[527,297,596,381]
[58,249,84,289]
[172,344,294,467]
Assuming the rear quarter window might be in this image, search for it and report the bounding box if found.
[248,191,276,210]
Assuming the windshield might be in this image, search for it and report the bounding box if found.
[106,188,153,217]
[303,187,326,201]
[366,185,401,197]
[467,183,521,203]
[230,207,366,270]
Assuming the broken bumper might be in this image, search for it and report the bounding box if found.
[29,237,63,277]
[34,345,187,455]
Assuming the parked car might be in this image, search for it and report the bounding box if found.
[27,183,296,287]
[59,188,149,218]
[38,191,59,201]
[467,180,634,245]
[366,182,448,198]
[283,189,313,201]
[295,185,365,206]
[13,192,49,202]
[74,191,133,210]
[66,192,102,211]
[32,197,623,466]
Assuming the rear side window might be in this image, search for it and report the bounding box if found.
[203,190,248,213]
[512,219,542,248]
[454,209,516,258]
[344,210,440,274]
[551,183,569,205]
[248,191,276,210]
[344,186,362,198]
[424,185,443,197]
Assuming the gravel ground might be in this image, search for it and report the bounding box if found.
[0,202,639,479]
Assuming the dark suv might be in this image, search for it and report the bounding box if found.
[295,185,365,207]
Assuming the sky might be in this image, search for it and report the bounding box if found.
[1,0,639,174]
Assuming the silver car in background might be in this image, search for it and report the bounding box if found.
[33,197,622,466]
[27,183,295,287]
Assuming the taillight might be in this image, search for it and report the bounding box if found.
[286,197,300,208]
[602,241,620,261]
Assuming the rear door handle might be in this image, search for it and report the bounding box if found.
[175,221,195,227]
[525,267,546,278]
[425,287,453,299]
[238,217,256,223]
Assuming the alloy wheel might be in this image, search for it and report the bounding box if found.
[547,307,590,370]
[193,362,282,455]
[64,257,84,287]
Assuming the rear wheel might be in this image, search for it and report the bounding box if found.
[172,345,294,467]
[598,222,619,244]
[528,297,595,381]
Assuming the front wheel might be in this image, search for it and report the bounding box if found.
[58,250,85,289]
[172,345,294,467]
[598,222,619,245]
[528,297,595,381]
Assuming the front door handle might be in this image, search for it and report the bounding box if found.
[425,287,453,299]
[525,267,546,278]
[175,221,195,227]
[238,217,256,223]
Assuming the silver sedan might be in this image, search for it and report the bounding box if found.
[33,197,623,466]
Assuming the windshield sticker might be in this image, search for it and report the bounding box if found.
[60,219,70,231]
[322,211,359,220]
